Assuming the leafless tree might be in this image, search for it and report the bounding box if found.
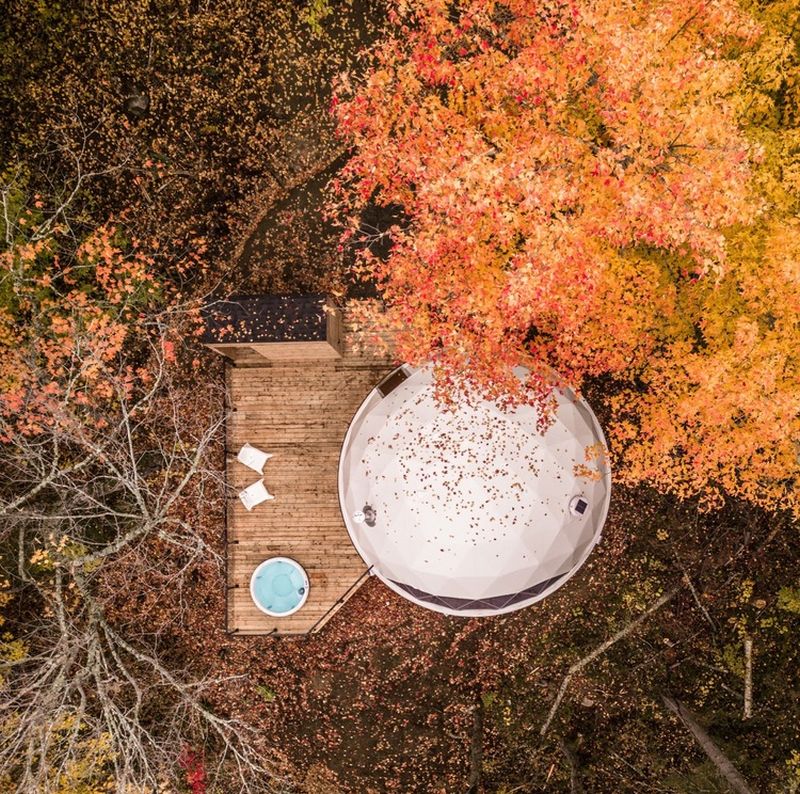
[540,584,682,736]
[0,325,283,792]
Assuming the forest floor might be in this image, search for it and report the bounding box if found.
[168,478,800,792]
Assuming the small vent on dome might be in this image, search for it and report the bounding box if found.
[570,496,589,516]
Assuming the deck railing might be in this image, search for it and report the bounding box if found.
[304,565,374,636]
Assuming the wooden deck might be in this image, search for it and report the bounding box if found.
[225,312,394,635]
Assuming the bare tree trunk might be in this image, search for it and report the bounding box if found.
[662,695,754,794]
[467,696,484,793]
[559,739,585,794]
[743,637,753,720]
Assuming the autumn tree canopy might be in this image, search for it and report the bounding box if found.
[334,0,800,514]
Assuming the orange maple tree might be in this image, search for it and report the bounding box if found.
[334,0,800,513]
[335,0,760,394]
[0,170,212,441]
[0,220,161,438]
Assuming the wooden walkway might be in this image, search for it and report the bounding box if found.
[225,312,394,635]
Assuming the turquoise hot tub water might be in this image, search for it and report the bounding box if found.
[250,558,309,617]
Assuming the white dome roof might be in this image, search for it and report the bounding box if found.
[338,364,611,616]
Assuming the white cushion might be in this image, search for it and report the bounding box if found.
[238,479,275,511]
[237,443,272,475]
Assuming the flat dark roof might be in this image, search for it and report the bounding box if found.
[201,295,330,344]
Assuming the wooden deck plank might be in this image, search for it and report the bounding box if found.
[225,307,394,635]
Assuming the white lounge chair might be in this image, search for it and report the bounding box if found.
[237,443,272,475]
[238,479,275,511]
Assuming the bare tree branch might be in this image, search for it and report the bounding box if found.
[0,318,281,792]
[540,585,682,736]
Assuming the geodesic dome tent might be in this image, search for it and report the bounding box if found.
[338,364,611,617]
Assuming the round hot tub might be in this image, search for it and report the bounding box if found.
[249,557,309,617]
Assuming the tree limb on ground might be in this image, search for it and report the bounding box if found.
[466,696,484,794]
[743,637,753,720]
[540,585,682,736]
[662,694,754,794]
[559,739,585,794]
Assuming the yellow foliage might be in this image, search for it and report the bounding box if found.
[610,1,800,515]
[0,715,116,794]
[0,581,27,688]
[45,726,116,794]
